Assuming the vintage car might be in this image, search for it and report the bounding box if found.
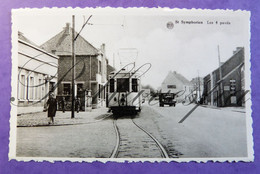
[159,93,176,107]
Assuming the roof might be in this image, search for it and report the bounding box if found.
[18,31,59,59]
[18,31,39,47]
[162,71,192,86]
[205,47,244,77]
[40,24,99,56]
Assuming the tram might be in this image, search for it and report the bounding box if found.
[107,69,142,115]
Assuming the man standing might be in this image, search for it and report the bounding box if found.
[47,92,57,125]
[75,97,81,113]
[60,97,66,113]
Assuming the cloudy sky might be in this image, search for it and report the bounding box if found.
[13,8,250,89]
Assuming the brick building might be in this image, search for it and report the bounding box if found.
[41,23,109,109]
[17,32,58,114]
[202,47,245,107]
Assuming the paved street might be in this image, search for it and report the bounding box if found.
[16,103,248,158]
[135,102,247,158]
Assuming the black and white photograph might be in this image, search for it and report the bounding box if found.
[9,8,252,162]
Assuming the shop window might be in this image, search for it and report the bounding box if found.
[63,84,71,95]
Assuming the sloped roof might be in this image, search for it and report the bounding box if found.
[162,71,192,86]
[18,31,39,47]
[40,25,99,56]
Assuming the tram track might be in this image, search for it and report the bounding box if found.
[110,116,169,158]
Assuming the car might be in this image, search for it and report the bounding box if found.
[159,93,176,107]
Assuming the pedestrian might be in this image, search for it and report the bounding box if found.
[46,92,57,125]
[75,97,81,113]
[60,96,65,113]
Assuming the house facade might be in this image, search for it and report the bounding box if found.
[190,77,204,102]
[17,32,58,115]
[160,71,193,102]
[41,23,109,109]
[202,47,245,107]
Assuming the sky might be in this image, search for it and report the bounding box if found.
[13,8,250,89]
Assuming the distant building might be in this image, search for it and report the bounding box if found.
[41,23,109,109]
[160,71,193,102]
[17,32,58,115]
[190,77,204,102]
[202,47,245,107]
[142,88,151,100]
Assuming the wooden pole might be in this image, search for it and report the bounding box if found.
[71,15,75,118]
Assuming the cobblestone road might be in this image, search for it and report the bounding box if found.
[115,117,162,158]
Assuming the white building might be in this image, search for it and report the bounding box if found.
[17,32,58,115]
[161,71,193,102]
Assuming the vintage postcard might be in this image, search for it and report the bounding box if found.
[9,8,253,162]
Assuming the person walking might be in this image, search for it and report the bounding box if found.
[46,92,57,125]
[75,97,81,113]
[60,96,66,113]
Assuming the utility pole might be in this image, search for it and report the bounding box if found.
[218,45,224,107]
[71,15,93,118]
[198,70,201,101]
[71,15,75,118]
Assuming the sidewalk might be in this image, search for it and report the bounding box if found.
[200,104,246,113]
[17,107,112,127]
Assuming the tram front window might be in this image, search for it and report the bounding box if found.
[132,79,138,92]
[110,79,114,92]
[117,78,129,92]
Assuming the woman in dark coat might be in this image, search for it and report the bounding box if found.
[47,92,57,124]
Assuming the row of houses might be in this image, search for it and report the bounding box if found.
[202,47,245,107]
[17,23,114,115]
[159,47,245,107]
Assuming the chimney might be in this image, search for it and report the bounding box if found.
[64,23,70,35]
[101,43,106,55]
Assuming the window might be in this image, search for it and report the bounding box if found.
[35,80,38,99]
[63,84,71,95]
[132,79,138,92]
[99,84,101,98]
[38,79,42,99]
[98,61,102,74]
[167,85,176,89]
[77,83,84,97]
[20,75,25,99]
[29,77,34,99]
[117,78,129,92]
[50,82,55,92]
[110,79,114,92]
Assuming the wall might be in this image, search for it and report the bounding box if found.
[17,39,58,115]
